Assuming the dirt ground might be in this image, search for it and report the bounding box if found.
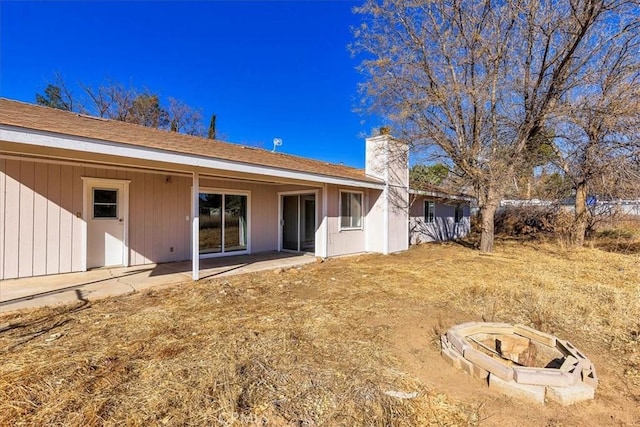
[1,235,639,426]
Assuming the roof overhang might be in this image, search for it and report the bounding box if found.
[409,188,474,203]
[0,124,385,190]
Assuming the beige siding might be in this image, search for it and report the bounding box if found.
[18,161,35,277]
[0,159,5,279]
[129,172,142,265]
[152,174,163,261]
[365,188,385,253]
[325,184,367,256]
[127,173,191,265]
[387,186,409,253]
[46,164,61,275]
[252,185,278,252]
[143,172,155,263]
[32,162,48,276]
[2,159,81,279]
[2,156,404,279]
[179,176,191,258]
[409,196,470,243]
[409,199,421,217]
[0,159,195,279]
[4,160,20,278]
[71,166,84,271]
[59,165,74,273]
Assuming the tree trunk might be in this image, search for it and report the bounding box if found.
[477,184,500,253]
[479,203,498,253]
[570,182,589,247]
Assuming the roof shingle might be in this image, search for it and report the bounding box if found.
[0,98,379,183]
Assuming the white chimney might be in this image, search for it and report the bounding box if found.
[365,132,409,254]
[365,133,409,187]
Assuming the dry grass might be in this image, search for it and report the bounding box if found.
[1,232,639,426]
[591,221,640,254]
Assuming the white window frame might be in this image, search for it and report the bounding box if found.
[339,190,364,231]
[424,200,435,224]
[197,187,251,258]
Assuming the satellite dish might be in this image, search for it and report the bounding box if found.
[272,138,283,152]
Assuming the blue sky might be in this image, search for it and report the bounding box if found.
[0,0,379,168]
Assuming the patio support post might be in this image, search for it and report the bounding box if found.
[321,183,328,258]
[192,172,199,280]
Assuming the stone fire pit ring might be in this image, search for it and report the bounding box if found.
[441,322,597,405]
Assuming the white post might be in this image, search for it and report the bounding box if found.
[321,184,328,258]
[191,172,199,280]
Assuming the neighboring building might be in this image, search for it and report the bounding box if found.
[409,185,473,244]
[501,198,640,216]
[0,99,470,281]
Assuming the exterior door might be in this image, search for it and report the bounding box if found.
[281,194,315,252]
[301,195,316,250]
[282,195,299,251]
[87,182,127,268]
[198,191,249,256]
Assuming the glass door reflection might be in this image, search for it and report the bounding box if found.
[199,192,248,255]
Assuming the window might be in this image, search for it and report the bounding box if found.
[424,201,435,223]
[454,205,464,223]
[340,191,363,229]
[93,189,118,218]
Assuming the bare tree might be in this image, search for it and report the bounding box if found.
[80,81,138,121]
[551,36,640,245]
[352,0,639,252]
[38,75,212,138]
[81,83,208,135]
[167,97,205,136]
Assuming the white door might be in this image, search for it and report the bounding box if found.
[87,182,126,268]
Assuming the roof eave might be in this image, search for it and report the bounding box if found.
[0,124,385,190]
[409,188,475,202]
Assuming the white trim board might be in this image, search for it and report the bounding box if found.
[1,125,385,190]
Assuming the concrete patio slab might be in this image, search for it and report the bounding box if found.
[0,252,316,314]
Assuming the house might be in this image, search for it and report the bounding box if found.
[0,98,471,281]
[409,185,473,244]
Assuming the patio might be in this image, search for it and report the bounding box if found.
[0,252,316,314]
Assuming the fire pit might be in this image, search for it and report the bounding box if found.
[441,322,597,405]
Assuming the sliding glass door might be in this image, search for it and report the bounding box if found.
[223,194,248,252]
[199,191,248,255]
[281,193,316,253]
